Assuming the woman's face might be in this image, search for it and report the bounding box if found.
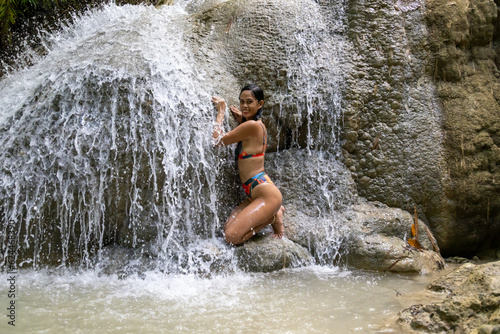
[239,90,264,120]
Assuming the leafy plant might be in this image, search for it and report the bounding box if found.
[0,0,69,45]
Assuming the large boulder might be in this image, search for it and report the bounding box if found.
[342,199,445,273]
[424,0,500,256]
[279,191,445,273]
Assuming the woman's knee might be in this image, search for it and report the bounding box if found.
[224,224,244,245]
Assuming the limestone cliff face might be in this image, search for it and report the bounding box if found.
[341,0,500,256]
[1,0,498,267]
[426,0,500,256]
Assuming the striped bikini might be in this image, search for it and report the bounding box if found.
[238,122,274,198]
[242,172,274,198]
[237,122,267,160]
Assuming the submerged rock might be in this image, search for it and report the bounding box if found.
[396,261,500,333]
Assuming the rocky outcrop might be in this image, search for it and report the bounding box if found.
[425,0,500,256]
[266,149,444,273]
[341,0,500,257]
[234,233,314,272]
[396,261,500,333]
[342,200,445,273]
[271,182,445,273]
[230,198,446,273]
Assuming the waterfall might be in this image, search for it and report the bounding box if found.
[0,0,354,273]
[0,3,227,269]
[268,0,355,264]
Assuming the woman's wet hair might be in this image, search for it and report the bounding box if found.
[240,84,264,122]
[235,84,265,167]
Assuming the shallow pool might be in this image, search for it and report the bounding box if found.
[0,265,448,333]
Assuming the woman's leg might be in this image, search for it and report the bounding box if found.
[224,184,282,245]
[227,198,253,220]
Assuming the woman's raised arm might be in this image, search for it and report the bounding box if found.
[211,96,258,147]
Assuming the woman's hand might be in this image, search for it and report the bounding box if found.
[230,105,243,124]
[212,96,226,144]
[212,96,226,113]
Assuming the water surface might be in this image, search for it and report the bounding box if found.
[0,266,445,333]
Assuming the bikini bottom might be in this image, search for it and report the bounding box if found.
[242,172,274,199]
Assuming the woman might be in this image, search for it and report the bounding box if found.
[212,84,284,245]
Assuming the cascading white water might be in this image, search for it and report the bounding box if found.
[277,0,347,152]
[269,0,355,264]
[0,3,235,270]
[0,0,354,273]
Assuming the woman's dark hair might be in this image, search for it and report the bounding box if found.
[235,84,265,167]
[240,84,264,122]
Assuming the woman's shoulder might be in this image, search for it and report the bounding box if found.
[233,120,264,142]
[238,120,263,130]
[243,119,265,128]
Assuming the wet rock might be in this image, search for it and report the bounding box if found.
[101,235,314,275]
[280,207,348,265]
[341,0,500,257]
[396,261,500,333]
[234,233,314,272]
[264,148,358,265]
[266,149,357,215]
[96,245,158,279]
[281,194,444,273]
[343,199,445,273]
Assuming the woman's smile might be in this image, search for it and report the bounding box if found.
[239,90,264,120]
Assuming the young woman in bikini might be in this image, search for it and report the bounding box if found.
[212,84,284,245]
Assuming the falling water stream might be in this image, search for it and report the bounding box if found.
[0,1,445,333]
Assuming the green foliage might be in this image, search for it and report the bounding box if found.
[0,0,69,44]
[0,1,18,34]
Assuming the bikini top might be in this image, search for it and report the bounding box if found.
[238,122,267,160]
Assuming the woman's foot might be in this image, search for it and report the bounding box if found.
[271,206,285,239]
